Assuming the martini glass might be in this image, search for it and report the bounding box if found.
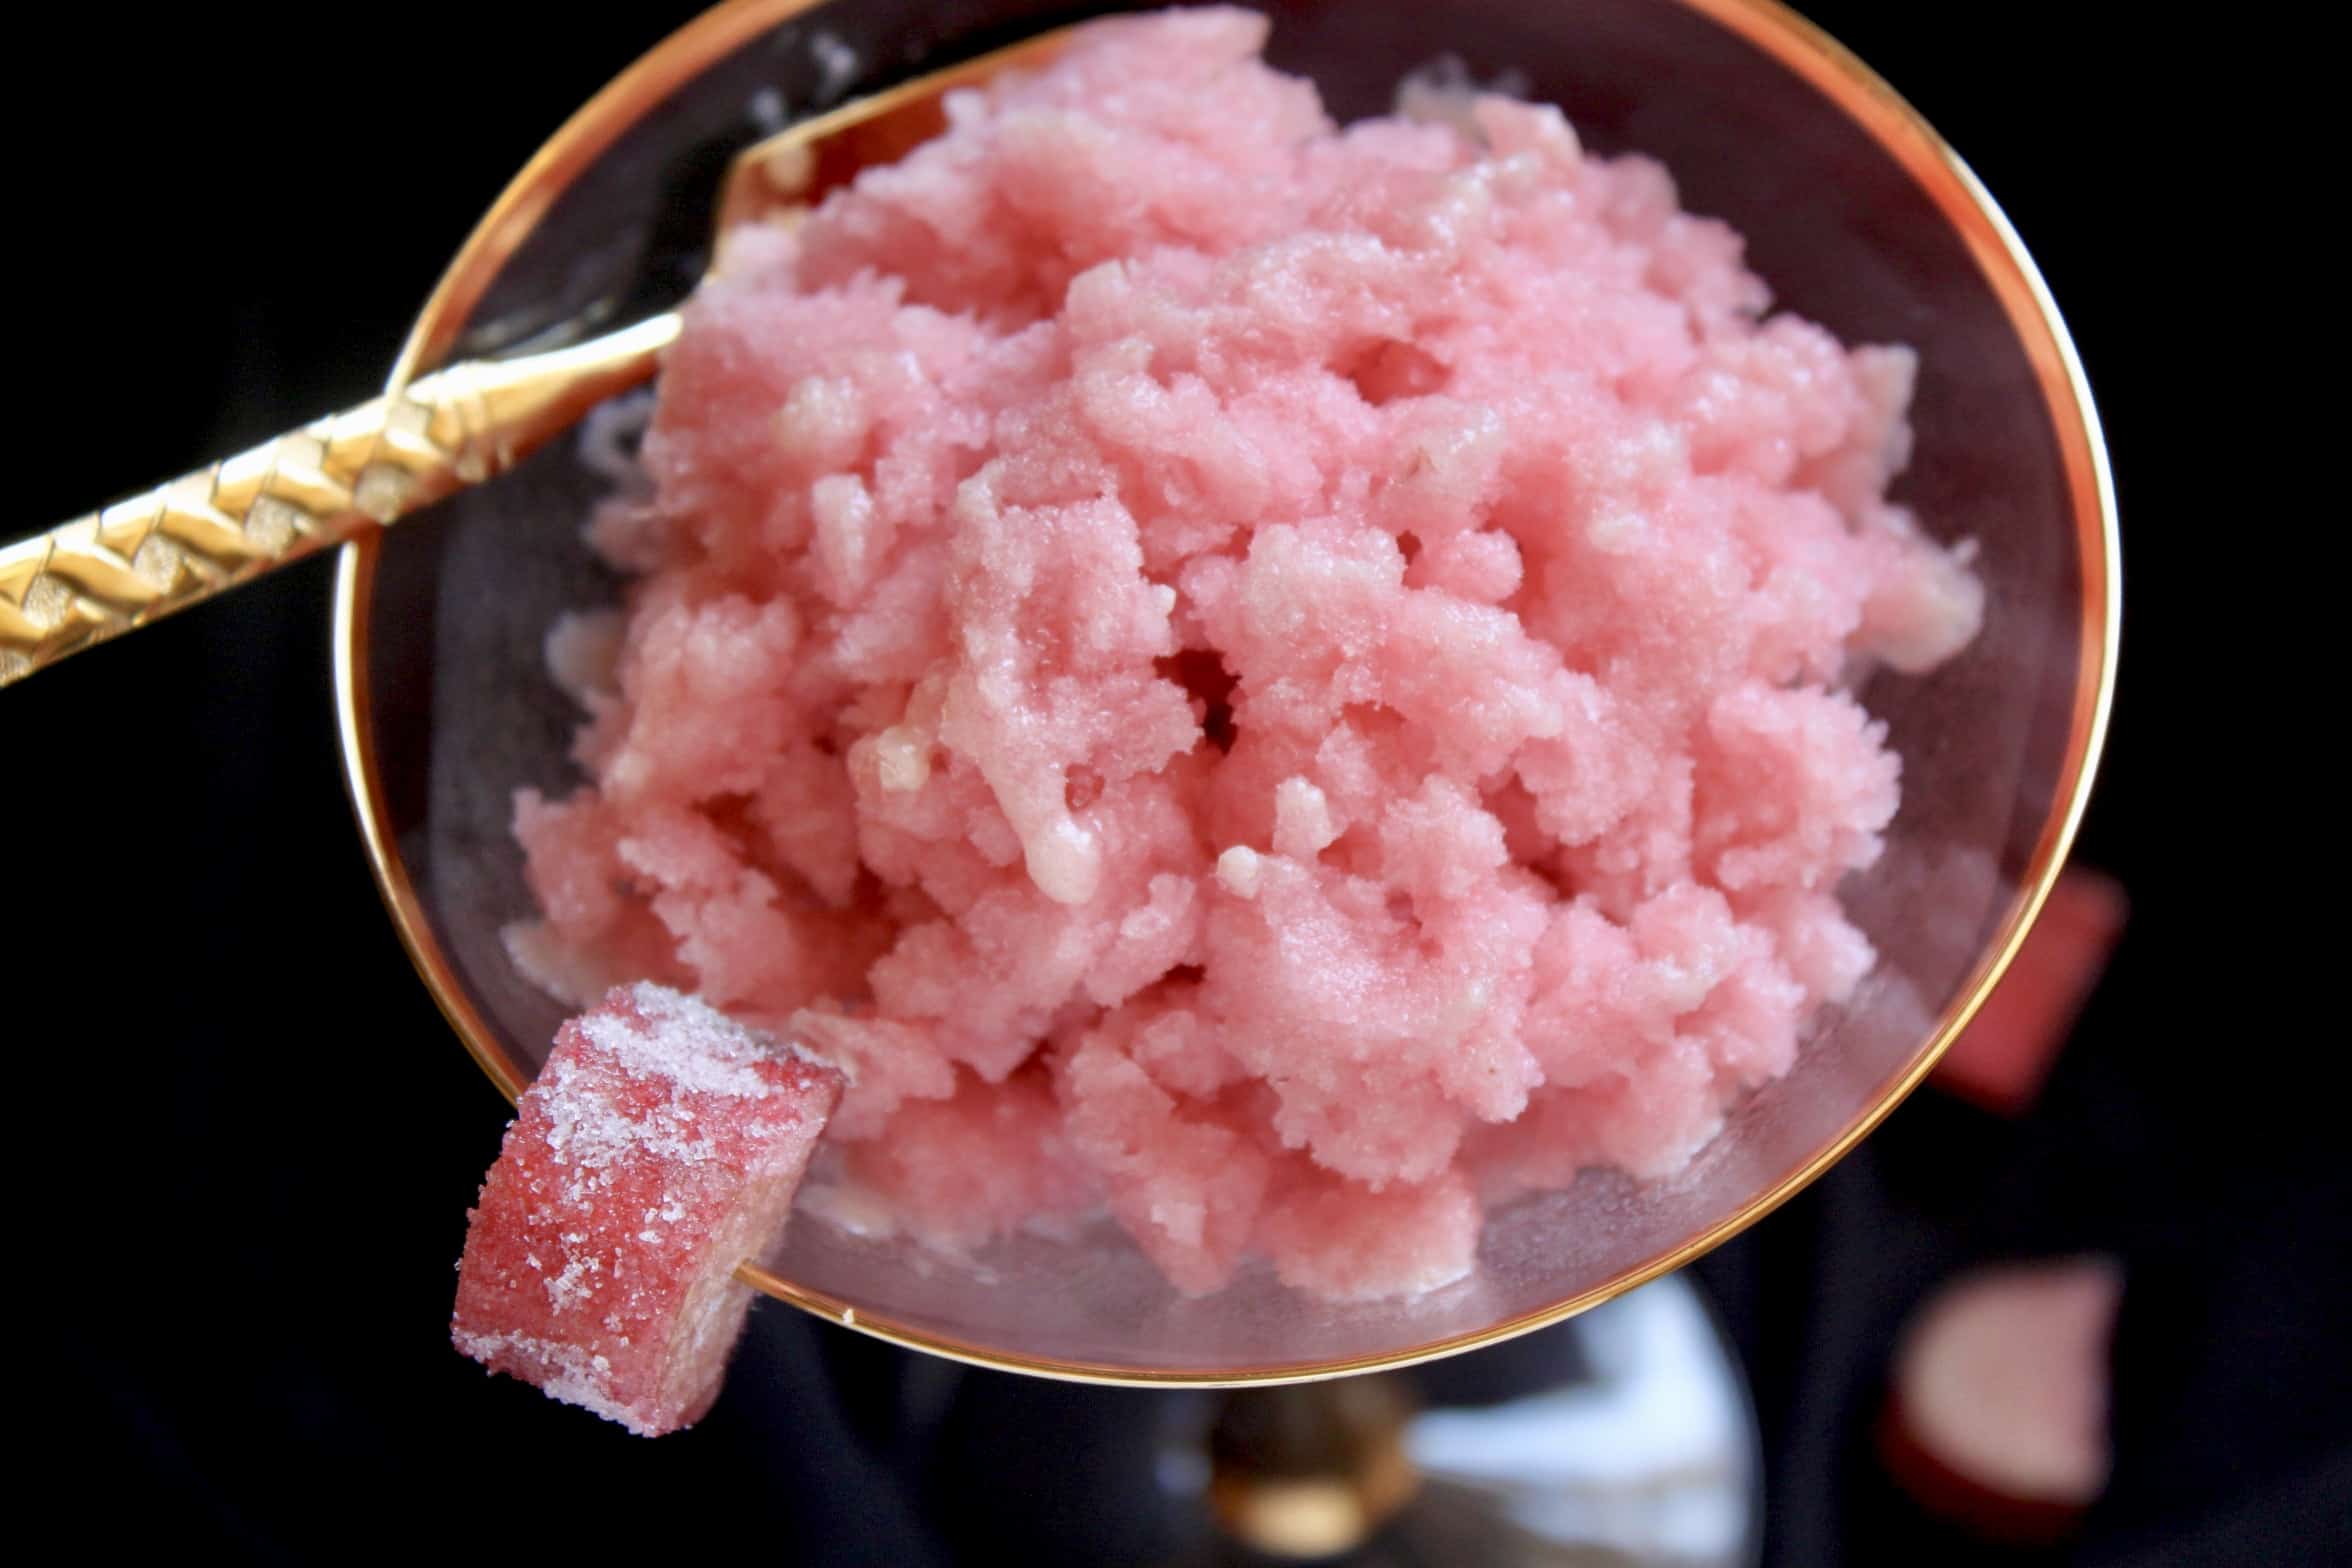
[336,0,2115,1385]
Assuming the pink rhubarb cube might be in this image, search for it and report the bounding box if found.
[452,983,844,1435]
[1934,869,2126,1116]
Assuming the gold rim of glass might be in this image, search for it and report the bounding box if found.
[331,0,2120,1387]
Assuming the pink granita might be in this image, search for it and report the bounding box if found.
[506,8,1981,1302]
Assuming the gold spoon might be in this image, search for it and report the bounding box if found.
[0,27,1072,688]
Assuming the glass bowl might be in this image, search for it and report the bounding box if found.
[334,0,2115,1384]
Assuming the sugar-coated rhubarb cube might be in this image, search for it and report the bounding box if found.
[451,983,844,1435]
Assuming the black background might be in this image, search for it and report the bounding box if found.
[12,3,2338,1563]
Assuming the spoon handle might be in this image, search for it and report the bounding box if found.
[0,313,679,688]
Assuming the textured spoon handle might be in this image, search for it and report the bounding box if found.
[0,314,679,687]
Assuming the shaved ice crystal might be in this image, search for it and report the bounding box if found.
[504,8,1982,1302]
[451,984,843,1434]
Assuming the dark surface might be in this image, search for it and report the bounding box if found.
[13,4,2334,1564]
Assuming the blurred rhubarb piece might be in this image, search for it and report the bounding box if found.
[1880,1256,2122,1543]
[1934,867,2126,1115]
